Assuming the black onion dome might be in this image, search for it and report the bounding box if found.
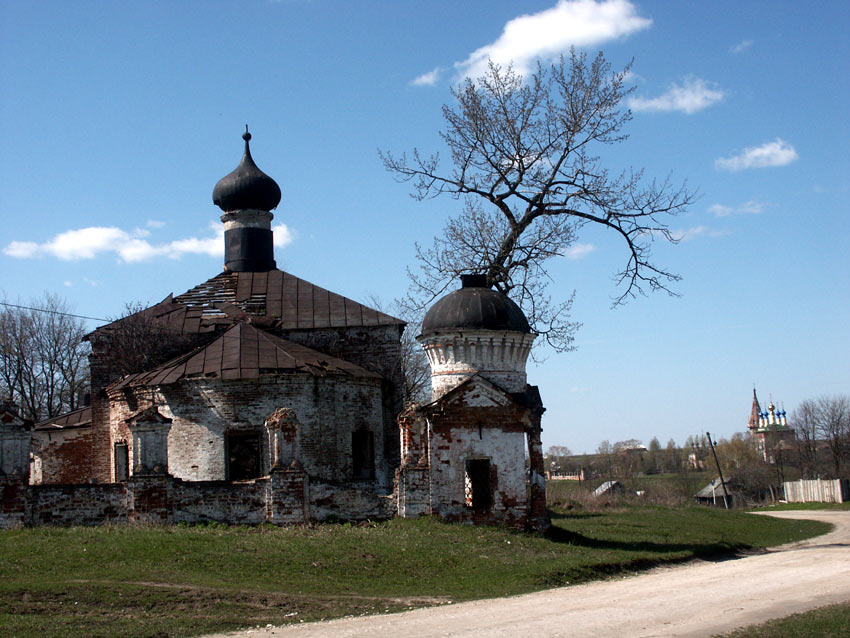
[213,127,282,212]
[421,274,531,335]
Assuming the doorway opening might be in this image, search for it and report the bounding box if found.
[464,458,491,512]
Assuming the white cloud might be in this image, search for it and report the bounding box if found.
[44,227,131,260]
[63,281,72,287]
[4,241,39,258]
[706,204,732,217]
[715,138,799,171]
[146,219,166,228]
[272,223,294,247]
[454,0,652,80]
[671,226,730,241]
[629,77,724,114]
[411,67,441,86]
[3,222,294,262]
[707,200,766,217]
[563,243,596,259]
[730,39,753,54]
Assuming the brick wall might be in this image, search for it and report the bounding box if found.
[30,483,127,526]
[1,470,395,528]
[1,478,29,527]
[281,324,405,477]
[31,427,94,485]
[108,374,388,488]
[396,379,547,529]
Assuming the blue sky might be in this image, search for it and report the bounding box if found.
[2,0,848,453]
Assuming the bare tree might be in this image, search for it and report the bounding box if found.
[815,395,850,476]
[714,432,775,502]
[791,399,820,478]
[546,445,572,458]
[0,294,90,421]
[366,296,431,404]
[382,50,696,351]
[100,302,199,378]
[595,439,615,478]
[662,438,681,473]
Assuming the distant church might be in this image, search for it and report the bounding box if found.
[748,389,795,464]
[1,130,547,530]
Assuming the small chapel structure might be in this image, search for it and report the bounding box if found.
[0,130,547,530]
[396,275,548,529]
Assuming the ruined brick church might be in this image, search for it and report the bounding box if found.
[1,130,547,530]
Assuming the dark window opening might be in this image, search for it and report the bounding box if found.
[465,459,492,512]
[352,429,375,479]
[227,432,261,481]
[114,442,129,481]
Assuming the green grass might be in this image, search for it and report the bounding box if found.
[546,472,714,508]
[0,507,831,638]
[754,501,850,511]
[715,602,850,637]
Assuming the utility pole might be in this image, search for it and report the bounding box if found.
[705,432,730,509]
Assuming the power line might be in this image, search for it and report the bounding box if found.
[0,302,108,323]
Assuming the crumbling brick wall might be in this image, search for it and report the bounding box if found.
[30,483,128,526]
[31,427,94,485]
[396,379,548,530]
[1,470,394,528]
[280,324,405,477]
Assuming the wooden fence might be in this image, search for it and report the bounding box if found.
[783,478,850,503]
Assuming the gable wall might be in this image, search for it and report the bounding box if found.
[428,408,528,525]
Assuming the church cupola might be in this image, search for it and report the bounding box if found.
[418,274,536,399]
[213,127,281,272]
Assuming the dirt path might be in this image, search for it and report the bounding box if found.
[206,510,850,638]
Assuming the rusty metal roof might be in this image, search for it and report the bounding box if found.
[91,269,403,340]
[33,406,92,431]
[110,322,381,390]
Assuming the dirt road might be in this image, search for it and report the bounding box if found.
[207,510,850,638]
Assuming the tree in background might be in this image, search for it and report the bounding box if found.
[544,445,573,474]
[816,395,850,476]
[713,432,775,502]
[595,440,615,478]
[791,399,819,478]
[661,438,681,473]
[0,294,90,421]
[366,296,430,404]
[644,436,662,474]
[90,302,205,390]
[792,395,850,477]
[383,50,695,352]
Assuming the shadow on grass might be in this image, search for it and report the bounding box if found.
[539,526,748,588]
[544,524,745,557]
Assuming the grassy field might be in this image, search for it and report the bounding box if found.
[546,472,715,508]
[715,602,850,637]
[0,506,831,638]
[756,501,850,511]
